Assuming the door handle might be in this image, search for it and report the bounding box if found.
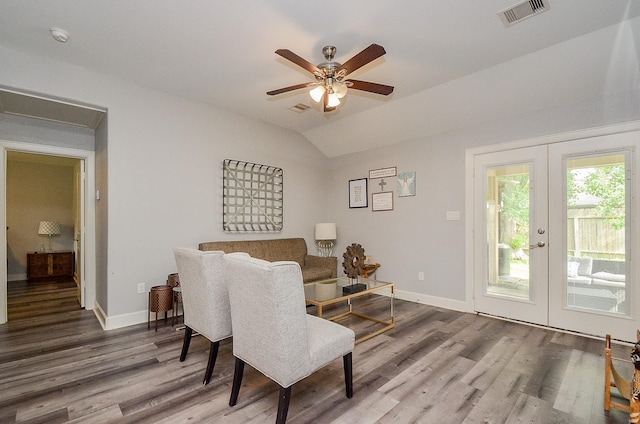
[529,241,546,249]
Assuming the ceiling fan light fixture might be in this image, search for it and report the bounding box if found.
[268,44,393,112]
[334,81,348,98]
[309,85,325,103]
[327,92,340,107]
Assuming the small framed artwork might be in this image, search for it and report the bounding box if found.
[369,166,397,179]
[349,178,368,208]
[397,171,416,197]
[372,191,394,211]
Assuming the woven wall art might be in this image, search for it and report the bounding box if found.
[223,159,283,232]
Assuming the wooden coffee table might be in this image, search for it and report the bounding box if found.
[304,277,395,344]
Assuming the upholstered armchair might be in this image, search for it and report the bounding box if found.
[224,252,355,424]
[173,247,232,385]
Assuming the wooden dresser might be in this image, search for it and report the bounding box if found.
[27,251,74,281]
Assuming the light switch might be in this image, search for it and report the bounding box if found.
[446,211,460,221]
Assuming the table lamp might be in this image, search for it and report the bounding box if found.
[315,223,337,257]
[38,221,60,252]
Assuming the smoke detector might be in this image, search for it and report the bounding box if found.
[498,0,549,27]
[50,27,70,43]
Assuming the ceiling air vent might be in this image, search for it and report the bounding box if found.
[498,0,549,27]
[288,103,311,113]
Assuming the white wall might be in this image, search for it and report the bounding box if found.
[328,91,640,309]
[325,16,640,309]
[6,159,75,280]
[1,13,639,326]
[0,46,330,326]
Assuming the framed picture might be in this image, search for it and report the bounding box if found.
[349,178,368,208]
[369,166,397,179]
[372,191,394,211]
[397,171,416,197]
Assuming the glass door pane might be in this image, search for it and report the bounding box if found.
[565,154,628,315]
[549,131,639,341]
[485,164,531,300]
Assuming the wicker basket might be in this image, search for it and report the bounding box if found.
[148,285,173,331]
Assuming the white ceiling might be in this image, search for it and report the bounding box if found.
[1,1,639,157]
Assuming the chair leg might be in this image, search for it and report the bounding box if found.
[605,335,612,411]
[203,341,220,385]
[276,385,292,424]
[229,358,245,407]
[343,352,353,399]
[147,292,151,330]
[179,326,193,362]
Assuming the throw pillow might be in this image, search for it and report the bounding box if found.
[567,261,580,278]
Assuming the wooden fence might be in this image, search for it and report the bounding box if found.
[567,207,625,260]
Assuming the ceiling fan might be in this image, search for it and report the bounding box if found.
[267,44,394,112]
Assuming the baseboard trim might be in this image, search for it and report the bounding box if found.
[97,289,467,330]
[96,302,177,330]
[93,301,107,330]
[8,273,26,282]
[393,289,469,312]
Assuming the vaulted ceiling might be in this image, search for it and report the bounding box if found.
[1,1,639,157]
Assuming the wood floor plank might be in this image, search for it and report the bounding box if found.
[461,335,521,391]
[554,349,602,420]
[330,390,398,423]
[0,281,632,423]
[504,392,553,424]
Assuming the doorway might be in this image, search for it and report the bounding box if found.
[6,151,84,319]
[470,130,640,341]
[1,141,96,324]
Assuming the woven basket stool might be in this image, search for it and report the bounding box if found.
[148,285,174,331]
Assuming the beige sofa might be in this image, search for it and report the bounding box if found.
[199,237,337,283]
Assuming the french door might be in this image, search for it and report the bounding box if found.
[474,145,549,325]
[473,132,639,340]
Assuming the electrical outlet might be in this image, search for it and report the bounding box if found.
[418,272,425,281]
[137,282,145,294]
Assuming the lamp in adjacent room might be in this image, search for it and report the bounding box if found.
[315,223,337,257]
[38,221,60,252]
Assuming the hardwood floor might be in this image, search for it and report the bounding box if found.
[7,279,80,321]
[0,282,633,423]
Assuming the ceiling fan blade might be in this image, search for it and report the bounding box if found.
[347,79,394,95]
[267,82,316,96]
[275,49,321,75]
[337,44,386,76]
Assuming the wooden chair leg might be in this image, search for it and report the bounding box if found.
[276,385,292,424]
[605,334,612,411]
[203,341,220,385]
[147,292,151,329]
[604,333,632,413]
[229,358,245,407]
[343,352,353,399]
[179,326,193,362]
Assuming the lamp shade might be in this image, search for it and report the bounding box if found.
[38,221,60,235]
[315,223,337,240]
[327,92,340,107]
[309,85,326,102]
